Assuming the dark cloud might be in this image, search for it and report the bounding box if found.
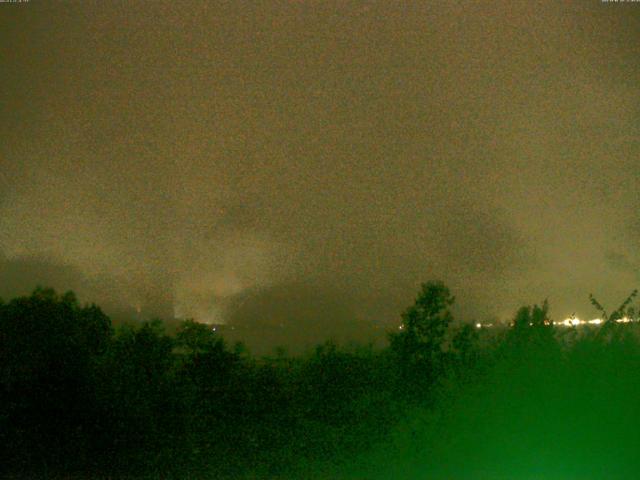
[606,251,636,273]
[430,201,532,276]
[0,253,173,322]
[1,1,639,348]
[224,282,379,354]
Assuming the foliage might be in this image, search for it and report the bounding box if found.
[1,283,640,478]
[0,287,113,472]
[506,300,555,349]
[389,281,455,393]
[589,289,638,323]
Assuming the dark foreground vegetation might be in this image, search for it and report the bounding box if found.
[1,283,640,479]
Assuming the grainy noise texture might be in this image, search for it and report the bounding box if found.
[1,1,639,351]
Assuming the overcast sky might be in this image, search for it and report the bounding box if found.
[1,1,639,351]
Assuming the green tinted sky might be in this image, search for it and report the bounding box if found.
[1,1,639,349]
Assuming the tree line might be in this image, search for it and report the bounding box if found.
[1,282,639,479]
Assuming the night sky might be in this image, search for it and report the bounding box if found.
[1,1,639,351]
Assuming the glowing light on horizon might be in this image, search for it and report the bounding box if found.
[401,316,636,332]
[472,316,636,329]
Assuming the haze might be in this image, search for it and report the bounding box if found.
[1,1,639,352]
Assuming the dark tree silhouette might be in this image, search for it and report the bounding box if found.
[4,282,640,479]
[389,281,455,393]
[0,288,113,473]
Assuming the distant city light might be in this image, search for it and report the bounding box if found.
[467,316,636,330]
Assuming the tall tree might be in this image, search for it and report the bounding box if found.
[389,281,455,391]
